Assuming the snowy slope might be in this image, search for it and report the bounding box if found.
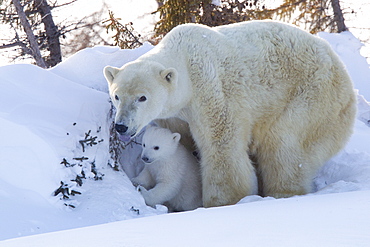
[0,44,163,241]
[0,31,369,246]
[318,31,370,101]
[2,190,370,247]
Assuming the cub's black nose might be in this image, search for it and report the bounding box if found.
[142,156,149,163]
[115,123,128,134]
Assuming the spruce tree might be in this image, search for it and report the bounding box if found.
[153,0,348,37]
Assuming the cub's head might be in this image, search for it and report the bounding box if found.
[104,61,178,142]
[141,126,181,164]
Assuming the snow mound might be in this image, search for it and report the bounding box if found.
[319,31,370,101]
[0,117,60,198]
[50,43,153,92]
[0,44,163,241]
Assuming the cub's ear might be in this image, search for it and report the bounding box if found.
[160,68,177,84]
[172,133,181,143]
[104,66,120,85]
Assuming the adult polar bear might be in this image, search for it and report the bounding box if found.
[104,20,356,207]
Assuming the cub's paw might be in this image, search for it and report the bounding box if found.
[137,185,147,193]
[131,181,139,187]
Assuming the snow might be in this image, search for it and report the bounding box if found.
[2,191,370,247]
[211,0,222,6]
[318,31,370,101]
[0,31,370,246]
[0,117,60,198]
[0,44,162,241]
[50,43,153,92]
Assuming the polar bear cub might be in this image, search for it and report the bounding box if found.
[131,126,202,212]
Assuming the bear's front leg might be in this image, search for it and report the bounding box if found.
[138,181,180,208]
[131,166,154,189]
[201,149,257,207]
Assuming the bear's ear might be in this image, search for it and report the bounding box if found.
[172,133,181,143]
[104,66,120,85]
[160,68,177,84]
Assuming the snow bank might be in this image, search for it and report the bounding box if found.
[319,31,370,101]
[0,117,60,198]
[0,44,162,241]
[2,190,370,247]
[313,31,370,195]
[50,43,153,92]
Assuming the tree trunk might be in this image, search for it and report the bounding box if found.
[12,0,47,68]
[331,0,348,33]
[34,0,62,67]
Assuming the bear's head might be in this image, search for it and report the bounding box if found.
[104,61,178,142]
[141,126,181,164]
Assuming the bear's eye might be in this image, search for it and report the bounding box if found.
[114,95,119,101]
[165,72,172,82]
[154,146,159,150]
[143,144,145,147]
[138,96,147,102]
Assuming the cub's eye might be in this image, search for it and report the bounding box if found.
[114,95,119,101]
[138,96,147,102]
[154,146,159,150]
[143,144,146,147]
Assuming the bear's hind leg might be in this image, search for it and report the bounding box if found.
[256,136,316,198]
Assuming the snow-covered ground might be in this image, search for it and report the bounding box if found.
[2,190,370,247]
[0,31,369,246]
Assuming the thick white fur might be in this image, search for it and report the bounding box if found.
[105,20,356,207]
[131,126,202,212]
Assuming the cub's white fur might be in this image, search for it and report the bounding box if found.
[132,126,202,212]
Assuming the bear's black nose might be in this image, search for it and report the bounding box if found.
[115,123,128,134]
[142,156,149,163]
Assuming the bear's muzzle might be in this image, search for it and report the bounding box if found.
[115,123,128,134]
